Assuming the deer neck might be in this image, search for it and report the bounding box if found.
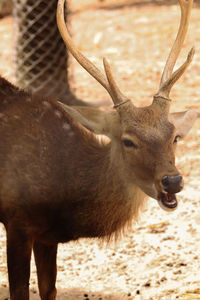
[69,138,146,240]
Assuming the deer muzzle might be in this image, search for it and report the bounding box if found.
[161,174,183,194]
[158,174,184,211]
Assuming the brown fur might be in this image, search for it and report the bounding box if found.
[0,74,197,300]
[0,77,148,300]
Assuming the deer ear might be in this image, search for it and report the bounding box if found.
[58,103,120,138]
[169,109,200,138]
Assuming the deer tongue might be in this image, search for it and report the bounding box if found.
[158,192,178,211]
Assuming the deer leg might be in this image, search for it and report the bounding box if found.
[6,226,33,300]
[33,241,58,300]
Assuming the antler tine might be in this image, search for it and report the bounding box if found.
[157,0,193,98]
[103,58,130,107]
[57,0,127,106]
[158,47,194,97]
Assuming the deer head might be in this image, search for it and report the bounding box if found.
[57,0,199,211]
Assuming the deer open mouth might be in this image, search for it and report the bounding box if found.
[158,192,178,211]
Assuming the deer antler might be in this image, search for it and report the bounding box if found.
[156,0,194,100]
[57,0,129,107]
[103,58,130,107]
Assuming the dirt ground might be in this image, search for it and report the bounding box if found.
[0,0,200,299]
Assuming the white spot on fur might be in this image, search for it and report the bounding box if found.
[63,122,71,131]
[54,110,62,119]
[42,101,51,108]
[0,113,8,122]
[68,132,74,137]
[63,122,74,137]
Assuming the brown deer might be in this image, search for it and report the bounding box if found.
[0,0,199,299]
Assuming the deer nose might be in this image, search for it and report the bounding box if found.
[161,175,183,194]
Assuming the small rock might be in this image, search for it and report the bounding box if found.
[177,262,187,267]
[160,276,167,282]
[173,270,182,275]
[166,262,173,267]
[144,281,151,287]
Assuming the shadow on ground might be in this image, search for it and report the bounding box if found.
[0,286,134,300]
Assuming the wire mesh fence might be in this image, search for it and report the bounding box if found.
[12,0,72,102]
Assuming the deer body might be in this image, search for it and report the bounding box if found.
[0,77,198,300]
[0,0,199,299]
[0,77,144,244]
[0,78,146,300]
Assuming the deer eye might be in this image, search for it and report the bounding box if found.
[122,138,138,149]
[173,135,181,144]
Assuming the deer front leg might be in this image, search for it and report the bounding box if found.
[6,226,33,300]
[33,241,58,300]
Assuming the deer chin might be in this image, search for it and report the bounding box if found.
[137,182,158,201]
[137,183,178,212]
[158,192,178,211]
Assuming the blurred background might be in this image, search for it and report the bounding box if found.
[0,1,199,299]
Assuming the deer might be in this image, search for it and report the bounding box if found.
[0,0,199,299]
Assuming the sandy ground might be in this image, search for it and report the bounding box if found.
[0,1,200,299]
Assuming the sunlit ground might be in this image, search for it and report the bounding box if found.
[0,1,200,299]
